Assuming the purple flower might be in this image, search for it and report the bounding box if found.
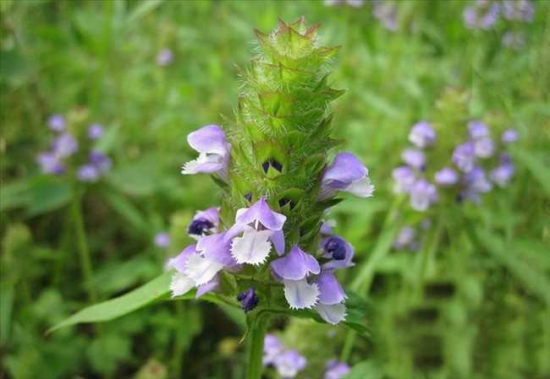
[167,245,198,297]
[154,232,171,248]
[271,246,320,309]
[474,137,495,158]
[52,133,78,158]
[77,164,100,182]
[409,121,436,148]
[88,123,104,139]
[392,166,416,193]
[490,163,515,187]
[156,48,174,66]
[273,350,307,378]
[181,125,230,180]
[228,197,286,265]
[401,148,426,170]
[452,142,476,173]
[320,152,374,199]
[373,2,398,31]
[89,151,112,173]
[48,114,65,132]
[263,334,285,366]
[188,207,220,239]
[503,0,534,22]
[502,31,526,50]
[502,129,519,143]
[324,360,351,379]
[237,287,259,312]
[460,166,492,202]
[409,179,438,211]
[468,120,489,139]
[463,0,501,30]
[36,152,66,175]
[321,236,354,270]
[434,167,459,186]
[314,271,347,325]
[325,0,364,7]
[393,226,416,249]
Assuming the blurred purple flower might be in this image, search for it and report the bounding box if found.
[474,137,495,158]
[48,114,66,132]
[52,133,78,158]
[324,359,351,379]
[434,167,459,186]
[392,166,416,193]
[468,120,489,139]
[273,350,307,378]
[77,164,100,182]
[393,226,416,249]
[36,152,66,175]
[373,2,398,31]
[409,179,438,211]
[503,0,534,22]
[88,123,104,139]
[402,148,426,171]
[502,31,526,50]
[263,334,285,366]
[154,232,171,248]
[409,121,436,148]
[156,48,174,66]
[452,142,476,173]
[490,163,515,187]
[89,150,112,173]
[502,129,519,143]
[463,0,501,30]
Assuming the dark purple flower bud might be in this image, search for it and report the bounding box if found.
[262,159,283,173]
[237,287,259,312]
[188,219,215,236]
[322,236,347,260]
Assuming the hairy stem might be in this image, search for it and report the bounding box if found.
[71,190,97,302]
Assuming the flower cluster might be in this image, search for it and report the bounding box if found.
[37,114,112,182]
[393,120,517,211]
[463,0,535,49]
[393,219,431,252]
[324,0,398,31]
[167,20,374,325]
[324,359,351,379]
[263,334,307,379]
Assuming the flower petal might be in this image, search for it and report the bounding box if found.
[271,246,320,281]
[183,254,224,286]
[270,230,285,255]
[315,303,347,325]
[230,227,272,265]
[344,176,374,197]
[283,279,319,309]
[187,125,228,155]
[197,232,234,266]
[170,272,195,297]
[196,276,220,298]
[235,197,286,231]
[323,152,368,184]
[181,152,225,175]
[167,245,197,272]
[316,272,347,305]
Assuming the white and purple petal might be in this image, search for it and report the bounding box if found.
[320,152,373,199]
[231,226,272,265]
[283,279,319,309]
[315,303,347,325]
[271,246,320,281]
[316,272,347,305]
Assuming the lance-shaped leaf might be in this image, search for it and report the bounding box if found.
[48,271,173,333]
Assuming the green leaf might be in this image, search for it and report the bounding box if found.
[126,0,163,24]
[343,360,384,379]
[475,229,550,307]
[27,179,73,217]
[513,148,550,195]
[48,271,172,333]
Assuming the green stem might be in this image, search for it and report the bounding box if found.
[415,219,443,292]
[246,313,270,379]
[71,191,97,302]
[172,301,185,377]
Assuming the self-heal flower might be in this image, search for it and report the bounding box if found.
[237,287,259,312]
[321,236,355,270]
[273,350,307,379]
[402,148,426,170]
[434,167,459,186]
[77,164,100,182]
[88,123,104,139]
[473,136,495,158]
[263,334,285,366]
[324,359,351,379]
[154,232,171,248]
[52,133,79,158]
[48,114,65,132]
[314,271,347,325]
[392,166,416,193]
[271,246,320,309]
[409,179,438,211]
[181,125,230,179]
[188,207,220,239]
[490,163,515,187]
[503,0,534,22]
[463,0,501,30]
[468,120,489,139]
[409,121,436,148]
[36,152,65,175]
[502,129,519,143]
[229,197,286,265]
[452,141,476,173]
[320,152,374,199]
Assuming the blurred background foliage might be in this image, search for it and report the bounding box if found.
[1,0,549,378]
